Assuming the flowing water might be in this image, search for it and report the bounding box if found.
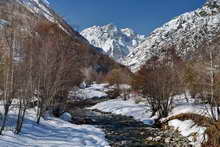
[66,98,190,147]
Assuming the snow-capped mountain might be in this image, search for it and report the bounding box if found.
[123,0,220,72]
[81,24,145,60]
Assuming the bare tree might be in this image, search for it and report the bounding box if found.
[105,68,131,99]
[133,48,181,118]
[30,21,83,124]
[0,22,18,135]
[184,36,220,121]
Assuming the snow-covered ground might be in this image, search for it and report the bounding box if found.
[89,97,155,125]
[169,93,208,117]
[0,107,109,147]
[0,83,212,147]
[69,83,109,100]
[168,119,207,147]
[166,94,209,147]
[88,89,210,147]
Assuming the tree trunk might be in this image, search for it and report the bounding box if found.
[0,102,11,135]
[16,106,27,134]
[15,101,22,134]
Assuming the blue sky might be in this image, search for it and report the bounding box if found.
[48,0,206,35]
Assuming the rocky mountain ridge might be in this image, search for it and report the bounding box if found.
[123,0,220,72]
[81,24,145,61]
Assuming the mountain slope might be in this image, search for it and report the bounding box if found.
[81,24,145,60]
[0,0,127,77]
[16,0,88,43]
[123,0,220,72]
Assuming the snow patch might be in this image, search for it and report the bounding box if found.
[89,98,154,125]
[168,119,207,147]
[69,83,109,100]
[0,107,109,147]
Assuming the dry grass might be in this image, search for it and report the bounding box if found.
[202,121,220,147]
[164,113,220,147]
[165,113,212,127]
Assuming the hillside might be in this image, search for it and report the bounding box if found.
[123,0,220,72]
[0,0,127,77]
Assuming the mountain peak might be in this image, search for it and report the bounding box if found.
[104,24,117,29]
[121,28,136,37]
[81,25,145,61]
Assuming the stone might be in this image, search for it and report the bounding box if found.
[146,136,153,141]
[153,136,162,142]
[121,140,127,145]
[165,137,171,143]
[140,132,145,135]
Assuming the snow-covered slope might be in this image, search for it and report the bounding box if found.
[0,106,109,147]
[15,0,88,42]
[124,0,220,72]
[0,0,123,76]
[18,0,53,21]
[81,24,145,60]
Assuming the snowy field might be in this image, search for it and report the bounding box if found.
[0,107,109,147]
[69,83,109,100]
[89,97,155,125]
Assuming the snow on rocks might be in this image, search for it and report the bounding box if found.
[162,94,209,146]
[0,108,109,147]
[89,98,155,125]
[81,24,145,61]
[123,0,220,72]
[60,112,72,122]
[18,0,54,22]
[0,19,9,28]
[168,119,207,147]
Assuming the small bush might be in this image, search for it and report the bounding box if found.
[199,11,208,17]
[202,121,220,147]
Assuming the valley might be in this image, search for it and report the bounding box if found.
[0,0,219,147]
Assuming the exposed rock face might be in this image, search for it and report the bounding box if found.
[123,0,220,72]
[81,24,145,61]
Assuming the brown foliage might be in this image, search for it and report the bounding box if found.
[132,46,183,118]
[105,68,132,86]
[166,113,213,127]
[203,121,220,147]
